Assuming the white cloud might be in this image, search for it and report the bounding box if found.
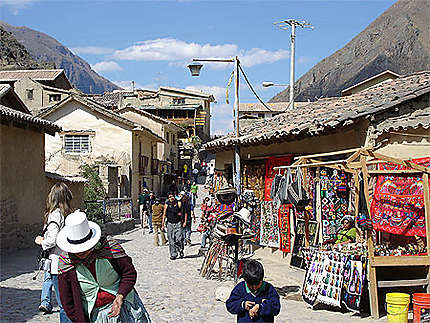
[112,38,289,69]
[0,0,38,14]
[91,61,123,73]
[211,102,234,135]
[70,46,115,55]
[185,85,226,102]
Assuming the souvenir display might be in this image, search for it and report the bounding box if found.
[371,157,430,237]
[341,255,367,312]
[242,162,265,201]
[302,251,325,306]
[249,202,261,245]
[278,204,291,252]
[212,172,228,193]
[320,168,350,243]
[316,251,345,307]
[264,156,293,201]
[215,203,235,220]
[290,220,318,269]
[259,201,280,247]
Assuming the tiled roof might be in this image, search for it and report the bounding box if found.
[0,69,65,81]
[0,104,61,135]
[205,71,430,151]
[46,171,87,183]
[239,102,308,113]
[160,86,216,101]
[117,106,184,131]
[375,107,430,135]
[88,91,122,107]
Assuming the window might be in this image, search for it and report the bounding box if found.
[49,94,61,102]
[172,134,176,145]
[173,97,185,105]
[64,135,90,153]
[258,113,265,118]
[26,89,34,100]
[166,132,170,144]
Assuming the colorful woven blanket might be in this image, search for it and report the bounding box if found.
[371,157,430,237]
[278,204,291,252]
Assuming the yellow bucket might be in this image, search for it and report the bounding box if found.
[386,293,410,323]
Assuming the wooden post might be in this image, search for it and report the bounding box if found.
[316,168,323,244]
[360,155,379,319]
[353,171,362,242]
[423,173,430,293]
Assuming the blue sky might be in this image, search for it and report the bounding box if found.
[0,0,396,134]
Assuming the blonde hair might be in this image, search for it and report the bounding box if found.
[45,182,73,224]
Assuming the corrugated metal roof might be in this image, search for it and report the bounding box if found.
[45,171,87,183]
[239,102,308,113]
[0,104,61,135]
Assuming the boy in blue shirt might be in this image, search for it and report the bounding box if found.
[226,260,281,322]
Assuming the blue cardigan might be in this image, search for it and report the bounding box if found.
[226,281,281,322]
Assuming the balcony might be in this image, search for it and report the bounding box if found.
[151,159,160,175]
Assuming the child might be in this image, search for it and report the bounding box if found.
[226,260,281,322]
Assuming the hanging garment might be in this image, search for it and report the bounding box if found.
[264,156,293,201]
[341,255,367,313]
[302,251,325,306]
[259,201,280,247]
[250,203,262,245]
[278,204,291,252]
[371,157,430,237]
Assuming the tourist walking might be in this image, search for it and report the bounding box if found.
[190,181,198,208]
[181,193,194,246]
[57,210,151,322]
[138,188,150,230]
[34,182,73,323]
[146,192,156,233]
[162,193,184,260]
[192,167,199,184]
[152,198,167,246]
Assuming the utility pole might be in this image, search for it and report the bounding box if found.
[233,56,241,195]
[274,19,314,111]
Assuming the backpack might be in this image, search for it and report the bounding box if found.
[37,220,60,264]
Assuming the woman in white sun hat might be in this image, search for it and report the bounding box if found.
[56,210,151,322]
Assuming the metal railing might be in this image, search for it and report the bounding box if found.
[84,198,134,224]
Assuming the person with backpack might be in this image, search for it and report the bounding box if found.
[34,182,73,322]
[162,193,184,260]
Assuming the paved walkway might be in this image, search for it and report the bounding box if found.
[1,227,384,322]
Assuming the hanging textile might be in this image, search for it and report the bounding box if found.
[371,157,430,237]
[278,204,291,252]
[259,201,280,247]
[302,251,325,306]
[242,162,265,201]
[250,202,262,245]
[341,255,367,312]
[316,251,346,307]
[320,168,350,243]
[214,203,235,220]
[264,156,293,201]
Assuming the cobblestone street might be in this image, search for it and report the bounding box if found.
[1,221,383,323]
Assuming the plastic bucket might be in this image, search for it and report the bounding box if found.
[386,293,410,323]
[413,293,430,323]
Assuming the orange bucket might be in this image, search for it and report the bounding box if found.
[413,293,430,323]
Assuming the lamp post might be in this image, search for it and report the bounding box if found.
[187,57,241,195]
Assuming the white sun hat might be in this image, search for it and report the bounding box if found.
[234,207,251,226]
[56,210,102,254]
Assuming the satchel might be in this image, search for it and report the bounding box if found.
[37,220,60,264]
[287,168,311,210]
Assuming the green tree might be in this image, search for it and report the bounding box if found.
[80,163,106,225]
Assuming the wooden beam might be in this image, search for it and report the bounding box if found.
[368,169,424,175]
[298,147,361,160]
[360,155,379,319]
[308,158,356,173]
[378,279,428,288]
[362,150,430,174]
[370,255,430,267]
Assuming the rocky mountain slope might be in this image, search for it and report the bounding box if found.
[270,0,430,102]
[0,27,54,70]
[0,21,120,94]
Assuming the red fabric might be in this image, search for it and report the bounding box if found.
[264,156,293,201]
[278,204,291,252]
[86,262,116,308]
[370,157,430,237]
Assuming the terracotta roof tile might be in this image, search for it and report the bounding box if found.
[0,69,65,81]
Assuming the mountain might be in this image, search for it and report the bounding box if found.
[269,0,430,102]
[0,21,120,94]
[0,27,54,70]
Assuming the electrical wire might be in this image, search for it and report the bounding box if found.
[238,63,276,112]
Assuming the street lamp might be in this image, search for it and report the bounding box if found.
[262,81,289,88]
[187,57,242,196]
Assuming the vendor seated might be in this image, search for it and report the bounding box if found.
[334,215,357,245]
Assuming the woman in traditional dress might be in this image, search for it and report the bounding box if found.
[57,210,151,322]
[334,215,357,245]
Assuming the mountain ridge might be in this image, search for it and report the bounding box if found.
[269,0,430,102]
[0,21,120,94]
